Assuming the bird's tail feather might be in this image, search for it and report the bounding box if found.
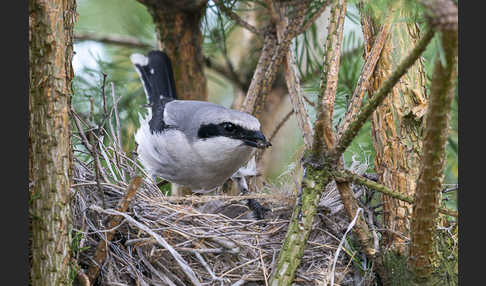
[130,50,178,106]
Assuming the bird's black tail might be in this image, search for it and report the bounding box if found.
[130,50,178,107]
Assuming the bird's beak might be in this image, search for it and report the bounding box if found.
[243,131,272,149]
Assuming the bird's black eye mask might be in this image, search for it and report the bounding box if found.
[198,122,271,149]
[197,122,247,140]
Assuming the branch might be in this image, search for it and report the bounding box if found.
[269,109,294,142]
[331,28,435,159]
[74,32,154,49]
[204,56,246,91]
[295,0,331,35]
[337,22,391,138]
[75,32,247,91]
[312,0,347,157]
[242,0,310,116]
[333,170,458,217]
[280,8,315,148]
[410,0,458,278]
[284,53,314,149]
[212,0,264,36]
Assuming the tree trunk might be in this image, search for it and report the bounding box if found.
[362,3,428,254]
[29,0,76,284]
[139,0,208,101]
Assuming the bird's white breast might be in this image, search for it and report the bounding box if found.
[135,117,255,191]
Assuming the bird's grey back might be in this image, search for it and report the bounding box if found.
[164,100,261,140]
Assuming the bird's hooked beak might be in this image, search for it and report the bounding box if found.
[243,131,272,149]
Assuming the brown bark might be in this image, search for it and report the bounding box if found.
[29,0,76,284]
[410,5,458,279]
[362,4,428,253]
[139,0,208,101]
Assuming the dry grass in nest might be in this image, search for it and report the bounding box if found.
[72,159,365,285]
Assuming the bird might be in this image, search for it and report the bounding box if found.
[130,50,271,196]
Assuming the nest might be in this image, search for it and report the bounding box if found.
[71,154,374,286]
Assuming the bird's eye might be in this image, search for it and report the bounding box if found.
[222,122,236,132]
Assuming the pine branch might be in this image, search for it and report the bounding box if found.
[212,0,264,36]
[331,28,435,159]
[410,0,458,279]
[268,166,332,286]
[253,1,309,116]
[284,50,314,148]
[240,33,278,113]
[337,22,391,138]
[312,0,347,157]
[333,170,458,217]
[241,0,310,115]
[296,0,331,35]
[74,32,155,49]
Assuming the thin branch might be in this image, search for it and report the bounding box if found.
[296,0,331,35]
[312,0,347,158]
[319,0,347,121]
[274,1,315,149]
[269,109,294,142]
[243,0,310,116]
[331,28,436,159]
[74,32,154,49]
[240,34,278,114]
[136,247,177,286]
[213,0,264,36]
[333,169,458,217]
[204,56,246,91]
[330,208,362,286]
[337,22,391,138]
[284,50,314,148]
[75,32,246,91]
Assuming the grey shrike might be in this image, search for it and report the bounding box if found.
[130,50,271,196]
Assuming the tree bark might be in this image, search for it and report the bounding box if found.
[410,5,458,280]
[139,0,208,101]
[29,0,76,284]
[361,2,428,253]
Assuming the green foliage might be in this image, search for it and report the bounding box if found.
[76,0,155,41]
[382,251,416,285]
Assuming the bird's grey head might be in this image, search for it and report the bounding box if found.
[196,106,271,149]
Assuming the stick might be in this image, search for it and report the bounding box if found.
[90,205,202,286]
[86,176,143,283]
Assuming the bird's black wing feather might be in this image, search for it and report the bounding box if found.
[132,50,178,134]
